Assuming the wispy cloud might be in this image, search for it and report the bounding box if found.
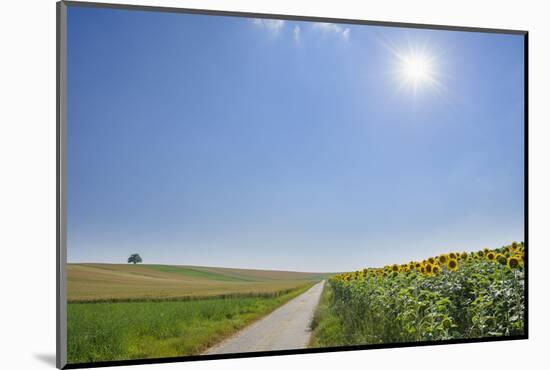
[252,18,285,34]
[312,22,350,41]
[293,25,301,44]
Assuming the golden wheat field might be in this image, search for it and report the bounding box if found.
[67,263,331,302]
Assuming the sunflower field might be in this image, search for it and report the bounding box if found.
[315,242,525,346]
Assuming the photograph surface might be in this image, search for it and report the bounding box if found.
[62,3,526,366]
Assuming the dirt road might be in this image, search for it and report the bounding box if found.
[204,280,326,355]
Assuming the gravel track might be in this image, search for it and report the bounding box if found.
[204,280,325,354]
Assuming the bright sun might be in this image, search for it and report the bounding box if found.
[384,40,444,97]
[380,38,446,98]
[398,52,437,93]
[402,55,432,84]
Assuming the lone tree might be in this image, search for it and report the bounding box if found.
[127,253,142,264]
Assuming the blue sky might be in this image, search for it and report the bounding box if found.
[67,6,524,272]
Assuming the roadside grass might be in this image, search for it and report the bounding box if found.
[309,282,346,348]
[67,284,312,364]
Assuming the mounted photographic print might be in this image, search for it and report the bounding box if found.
[56,1,528,368]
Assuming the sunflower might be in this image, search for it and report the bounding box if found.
[432,265,441,274]
[438,254,448,264]
[447,259,458,271]
[391,264,399,272]
[425,263,433,274]
[449,252,457,260]
[497,254,507,265]
[486,251,496,261]
[428,257,436,264]
[420,266,426,274]
[461,252,468,260]
[507,256,520,269]
[478,250,484,257]
[517,253,524,262]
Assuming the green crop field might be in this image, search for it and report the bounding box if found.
[67,263,329,364]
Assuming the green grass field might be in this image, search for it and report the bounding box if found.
[67,263,330,364]
[68,285,311,363]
